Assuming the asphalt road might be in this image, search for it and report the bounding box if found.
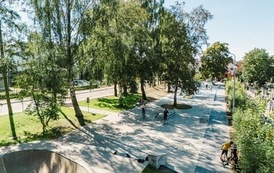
[0,86,114,116]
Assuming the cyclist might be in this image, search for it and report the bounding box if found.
[228,145,239,167]
[220,141,233,162]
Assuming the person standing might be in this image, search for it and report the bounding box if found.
[163,108,169,124]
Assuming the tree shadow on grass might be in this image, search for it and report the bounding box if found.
[0,126,74,147]
[60,110,79,129]
[0,140,18,147]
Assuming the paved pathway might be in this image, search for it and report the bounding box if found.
[0,84,231,173]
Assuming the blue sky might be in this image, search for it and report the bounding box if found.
[164,0,274,60]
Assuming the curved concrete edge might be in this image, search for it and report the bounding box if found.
[0,156,6,173]
[0,149,88,173]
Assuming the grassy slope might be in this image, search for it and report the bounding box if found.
[0,107,105,147]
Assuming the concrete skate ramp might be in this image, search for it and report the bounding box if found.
[0,149,88,173]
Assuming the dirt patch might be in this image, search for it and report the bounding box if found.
[144,85,168,101]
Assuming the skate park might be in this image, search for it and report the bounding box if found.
[0,83,230,173]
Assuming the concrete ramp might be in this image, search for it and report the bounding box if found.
[0,149,88,173]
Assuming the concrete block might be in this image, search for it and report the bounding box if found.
[147,153,167,169]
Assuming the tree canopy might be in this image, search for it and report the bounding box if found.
[7,0,213,129]
[242,48,274,87]
[200,42,233,81]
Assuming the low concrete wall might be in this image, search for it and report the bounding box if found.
[0,149,88,173]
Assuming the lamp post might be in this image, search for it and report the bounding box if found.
[230,53,236,111]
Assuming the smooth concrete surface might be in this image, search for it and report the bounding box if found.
[0,83,230,173]
[0,149,88,173]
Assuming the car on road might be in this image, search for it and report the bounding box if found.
[73,80,90,87]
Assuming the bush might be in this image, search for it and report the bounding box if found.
[228,81,274,173]
[0,92,18,100]
[233,108,274,173]
[226,79,249,111]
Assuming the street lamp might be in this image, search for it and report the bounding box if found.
[230,53,236,111]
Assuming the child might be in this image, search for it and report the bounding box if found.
[220,141,233,161]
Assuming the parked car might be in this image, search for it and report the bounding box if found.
[73,80,90,87]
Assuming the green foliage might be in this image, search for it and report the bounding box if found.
[129,79,138,93]
[79,94,141,111]
[160,9,197,96]
[242,48,274,87]
[25,94,60,133]
[227,81,274,173]
[28,0,95,125]
[158,3,212,106]
[15,32,67,133]
[0,107,105,147]
[82,0,150,97]
[0,92,18,100]
[201,42,233,80]
[233,109,274,173]
[194,73,202,81]
[226,79,250,111]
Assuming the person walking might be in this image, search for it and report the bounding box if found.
[163,108,169,124]
[141,104,146,119]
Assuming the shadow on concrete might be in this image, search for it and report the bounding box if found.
[0,86,229,173]
[0,149,88,173]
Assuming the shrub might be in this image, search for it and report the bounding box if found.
[229,81,274,173]
[0,92,18,100]
[226,79,249,111]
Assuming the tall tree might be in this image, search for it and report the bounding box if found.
[29,0,94,125]
[161,10,196,106]
[0,2,21,140]
[160,2,212,106]
[242,48,274,87]
[200,42,233,81]
[16,32,67,134]
[137,0,165,100]
[83,0,149,103]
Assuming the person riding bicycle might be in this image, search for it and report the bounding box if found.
[220,141,233,162]
[228,145,239,166]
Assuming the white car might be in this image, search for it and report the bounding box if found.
[73,80,90,87]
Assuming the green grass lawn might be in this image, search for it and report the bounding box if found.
[78,94,141,112]
[0,107,105,147]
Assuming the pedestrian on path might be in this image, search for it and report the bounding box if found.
[141,104,146,119]
[163,108,169,124]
